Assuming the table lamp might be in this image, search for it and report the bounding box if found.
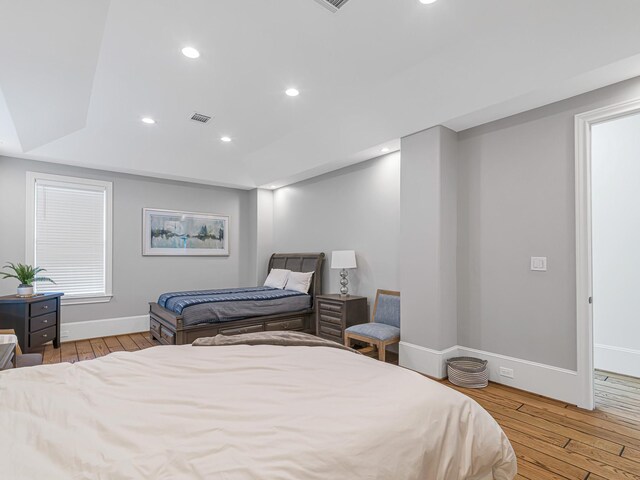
[331,250,357,296]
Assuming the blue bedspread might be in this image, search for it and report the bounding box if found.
[158,286,308,315]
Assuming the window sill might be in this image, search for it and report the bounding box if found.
[61,295,113,306]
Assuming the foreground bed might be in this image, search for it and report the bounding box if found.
[0,338,516,479]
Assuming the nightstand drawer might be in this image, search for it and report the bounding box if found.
[30,299,57,317]
[318,322,343,338]
[319,313,341,326]
[30,312,57,333]
[29,325,56,348]
[317,332,342,344]
[265,317,305,331]
[317,301,343,314]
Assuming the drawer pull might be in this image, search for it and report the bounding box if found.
[42,334,48,338]
[43,319,48,323]
[43,305,49,310]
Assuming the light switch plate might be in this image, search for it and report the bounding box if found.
[531,257,547,271]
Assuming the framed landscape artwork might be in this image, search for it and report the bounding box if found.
[142,208,229,256]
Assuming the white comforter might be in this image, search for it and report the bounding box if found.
[0,344,516,479]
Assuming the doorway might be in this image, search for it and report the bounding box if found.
[575,99,640,410]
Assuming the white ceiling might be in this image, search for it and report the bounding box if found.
[2,0,640,189]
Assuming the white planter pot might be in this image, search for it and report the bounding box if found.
[17,285,34,296]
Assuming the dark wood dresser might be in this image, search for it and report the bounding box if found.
[315,294,368,343]
[0,293,62,353]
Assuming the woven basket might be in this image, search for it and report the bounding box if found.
[446,357,489,389]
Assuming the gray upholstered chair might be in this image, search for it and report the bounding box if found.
[344,289,400,362]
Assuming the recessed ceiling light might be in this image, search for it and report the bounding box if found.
[141,117,156,124]
[270,185,277,189]
[181,47,200,59]
[381,147,390,153]
[419,0,438,4]
[221,136,232,142]
[285,88,300,97]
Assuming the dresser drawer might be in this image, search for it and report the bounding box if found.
[220,324,264,336]
[29,325,56,348]
[150,318,162,337]
[318,321,343,339]
[30,312,57,333]
[159,326,175,345]
[265,317,305,331]
[317,300,343,314]
[30,299,57,317]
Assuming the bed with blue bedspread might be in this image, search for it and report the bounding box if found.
[158,286,312,327]
[148,253,325,345]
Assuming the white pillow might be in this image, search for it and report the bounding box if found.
[264,268,291,289]
[285,271,314,294]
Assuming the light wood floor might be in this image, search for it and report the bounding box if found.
[43,339,640,479]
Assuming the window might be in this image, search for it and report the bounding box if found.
[26,172,113,305]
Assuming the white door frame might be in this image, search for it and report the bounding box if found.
[575,98,640,410]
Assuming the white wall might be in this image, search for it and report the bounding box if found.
[592,112,640,377]
[273,152,401,308]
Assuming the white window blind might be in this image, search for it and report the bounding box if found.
[27,173,113,303]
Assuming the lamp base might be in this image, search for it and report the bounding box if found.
[339,269,349,296]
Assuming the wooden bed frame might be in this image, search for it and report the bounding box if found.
[149,252,325,345]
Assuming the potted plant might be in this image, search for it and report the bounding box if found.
[0,262,55,296]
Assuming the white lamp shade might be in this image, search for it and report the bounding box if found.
[331,250,357,269]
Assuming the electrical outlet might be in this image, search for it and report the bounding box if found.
[499,367,514,379]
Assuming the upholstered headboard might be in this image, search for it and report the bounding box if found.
[267,252,325,303]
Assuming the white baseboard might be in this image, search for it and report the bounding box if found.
[399,342,459,378]
[595,343,640,378]
[399,341,580,405]
[60,315,150,342]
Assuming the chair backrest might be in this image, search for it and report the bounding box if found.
[372,290,400,328]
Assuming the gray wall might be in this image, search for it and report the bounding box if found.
[273,152,401,308]
[457,76,640,371]
[400,126,458,351]
[0,156,252,323]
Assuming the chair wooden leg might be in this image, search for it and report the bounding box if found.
[378,341,386,362]
[344,333,351,348]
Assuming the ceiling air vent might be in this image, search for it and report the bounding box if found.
[190,112,212,124]
[313,0,352,13]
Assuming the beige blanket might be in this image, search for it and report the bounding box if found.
[0,344,516,479]
[192,330,357,353]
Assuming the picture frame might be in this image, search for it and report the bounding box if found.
[142,208,229,256]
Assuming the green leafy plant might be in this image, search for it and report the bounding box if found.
[0,262,55,287]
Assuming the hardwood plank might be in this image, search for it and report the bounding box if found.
[596,381,640,399]
[444,382,524,410]
[473,396,622,455]
[116,335,140,352]
[602,371,640,386]
[520,404,640,452]
[510,441,587,480]
[504,426,638,480]
[103,336,125,353]
[490,410,569,447]
[517,459,576,480]
[565,440,640,476]
[129,332,154,350]
[60,342,78,363]
[622,447,640,464]
[42,343,61,364]
[75,340,96,361]
[488,382,570,408]
[89,338,110,358]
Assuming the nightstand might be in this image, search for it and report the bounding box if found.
[315,294,368,343]
[0,293,62,353]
